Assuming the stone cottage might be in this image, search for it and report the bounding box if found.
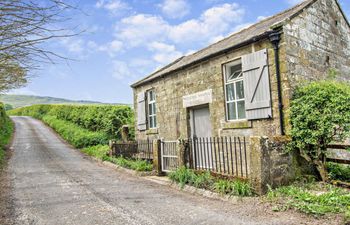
[131,0,350,142]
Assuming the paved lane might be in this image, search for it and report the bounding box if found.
[7,116,311,225]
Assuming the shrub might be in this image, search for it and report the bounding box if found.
[290,81,350,181]
[0,103,13,164]
[42,116,108,148]
[327,162,350,182]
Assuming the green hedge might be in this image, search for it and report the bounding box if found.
[0,103,13,164]
[9,104,134,140]
[42,116,108,148]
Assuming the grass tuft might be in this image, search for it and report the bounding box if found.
[267,180,350,218]
[168,167,252,197]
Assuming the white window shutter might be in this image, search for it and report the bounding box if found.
[137,92,147,130]
[242,49,272,120]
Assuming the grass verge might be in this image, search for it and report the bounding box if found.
[81,145,153,172]
[267,180,350,221]
[168,166,253,197]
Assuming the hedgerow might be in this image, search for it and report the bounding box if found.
[0,103,13,164]
[9,104,134,140]
[42,115,108,148]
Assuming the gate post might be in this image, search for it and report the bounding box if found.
[249,136,270,195]
[152,139,163,176]
[178,139,188,168]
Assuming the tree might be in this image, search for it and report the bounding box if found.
[0,0,78,92]
[4,104,13,111]
[290,81,350,182]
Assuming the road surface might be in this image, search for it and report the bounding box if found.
[2,116,322,225]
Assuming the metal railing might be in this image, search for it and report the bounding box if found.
[186,137,249,178]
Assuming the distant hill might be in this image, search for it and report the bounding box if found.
[0,94,128,109]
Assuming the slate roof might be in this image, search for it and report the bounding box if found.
[131,0,317,88]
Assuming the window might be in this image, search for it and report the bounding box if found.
[224,60,246,121]
[147,90,157,129]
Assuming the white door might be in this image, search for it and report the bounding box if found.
[190,107,212,168]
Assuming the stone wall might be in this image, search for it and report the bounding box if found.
[284,0,350,88]
[133,38,289,140]
[249,136,300,194]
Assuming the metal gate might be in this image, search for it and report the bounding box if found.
[161,140,179,172]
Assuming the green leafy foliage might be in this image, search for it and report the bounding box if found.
[4,104,13,111]
[0,103,13,164]
[267,181,350,217]
[169,167,252,196]
[9,104,135,140]
[290,81,350,181]
[213,179,253,196]
[81,145,152,171]
[42,116,108,148]
[105,156,153,172]
[327,162,350,182]
[81,145,110,160]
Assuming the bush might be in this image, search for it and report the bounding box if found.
[327,162,350,182]
[42,116,108,148]
[290,81,350,181]
[0,103,13,164]
[9,104,134,140]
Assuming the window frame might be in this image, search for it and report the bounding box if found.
[147,89,157,129]
[223,59,246,121]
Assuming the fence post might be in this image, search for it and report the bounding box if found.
[249,136,270,195]
[152,139,163,176]
[178,139,187,168]
[121,125,129,143]
[108,139,116,157]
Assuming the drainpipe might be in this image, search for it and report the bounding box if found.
[269,31,285,136]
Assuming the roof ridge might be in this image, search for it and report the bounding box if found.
[131,0,317,88]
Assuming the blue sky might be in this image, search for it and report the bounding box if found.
[8,0,350,104]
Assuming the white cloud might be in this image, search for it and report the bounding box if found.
[257,15,268,21]
[111,60,132,80]
[148,42,183,64]
[97,40,124,56]
[114,3,245,47]
[285,0,303,6]
[95,0,130,15]
[169,3,244,43]
[60,38,85,53]
[160,0,190,19]
[7,87,38,96]
[116,14,169,47]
